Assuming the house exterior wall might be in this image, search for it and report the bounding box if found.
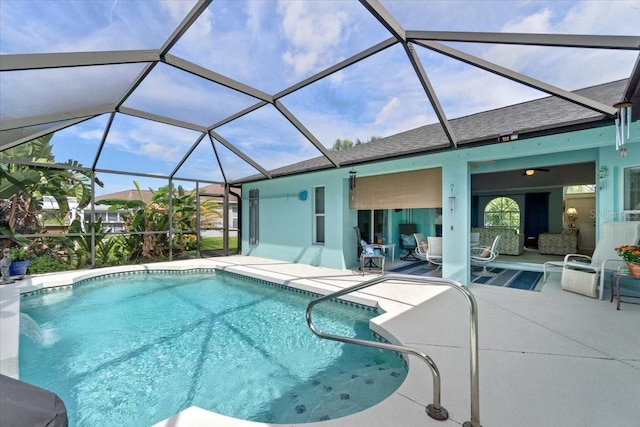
[242,122,639,284]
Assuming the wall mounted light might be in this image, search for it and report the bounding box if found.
[525,169,535,176]
[598,166,607,190]
[499,131,519,143]
[349,169,357,190]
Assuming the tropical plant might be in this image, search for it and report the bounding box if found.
[67,217,116,267]
[98,181,220,260]
[0,134,103,244]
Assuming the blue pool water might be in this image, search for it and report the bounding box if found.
[19,271,407,426]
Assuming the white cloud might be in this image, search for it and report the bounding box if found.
[374,97,401,126]
[162,0,213,43]
[278,1,351,76]
[482,1,639,89]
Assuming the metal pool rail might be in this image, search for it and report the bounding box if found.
[306,273,481,427]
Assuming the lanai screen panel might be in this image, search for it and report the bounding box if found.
[0,64,145,123]
[96,114,203,177]
[0,0,195,54]
[173,137,224,183]
[32,115,113,169]
[214,103,332,172]
[281,43,434,147]
[1,0,638,192]
[122,63,261,128]
[171,0,393,94]
[196,139,266,183]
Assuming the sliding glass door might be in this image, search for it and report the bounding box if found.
[357,209,389,244]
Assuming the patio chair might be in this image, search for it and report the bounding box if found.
[425,236,443,270]
[399,224,419,261]
[354,226,365,261]
[471,235,501,277]
[414,233,429,260]
[355,226,383,269]
[553,221,640,299]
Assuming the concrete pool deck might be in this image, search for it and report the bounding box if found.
[1,255,639,426]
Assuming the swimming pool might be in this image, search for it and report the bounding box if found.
[19,270,407,426]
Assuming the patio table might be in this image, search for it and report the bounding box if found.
[611,270,640,310]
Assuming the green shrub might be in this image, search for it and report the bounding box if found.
[9,248,27,261]
[27,255,68,274]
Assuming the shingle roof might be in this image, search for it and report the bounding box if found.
[240,79,627,182]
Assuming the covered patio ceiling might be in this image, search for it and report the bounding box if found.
[1,0,639,193]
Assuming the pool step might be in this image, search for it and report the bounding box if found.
[267,364,406,423]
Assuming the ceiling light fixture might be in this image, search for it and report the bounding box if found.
[525,169,535,176]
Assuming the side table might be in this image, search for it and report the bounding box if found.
[360,253,385,276]
[611,271,640,310]
[378,243,396,262]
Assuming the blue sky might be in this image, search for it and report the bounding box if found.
[1,0,639,196]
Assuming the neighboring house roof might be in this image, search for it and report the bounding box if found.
[95,185,241,204]
[95,190,154,204]
[238,79,630,183]
[198,184,241,198]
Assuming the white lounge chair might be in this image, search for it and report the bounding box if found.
[425,236,443,270]
[544,221,640,299]
[414,233,429,259]
[471,235,501,277]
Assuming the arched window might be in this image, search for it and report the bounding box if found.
[484,197,520,228]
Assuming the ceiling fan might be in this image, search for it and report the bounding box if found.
[523,168,550,176]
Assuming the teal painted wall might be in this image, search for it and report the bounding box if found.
[242,121,639,285]
[242,172,350,268]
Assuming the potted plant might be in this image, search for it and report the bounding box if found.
[615,244,640,277]
[9,247,30,277]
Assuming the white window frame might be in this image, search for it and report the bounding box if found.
[623,165,640,221]
[484,196,521,229]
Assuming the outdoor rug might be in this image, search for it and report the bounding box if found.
[471,268,543,291]
[391,262,440,277]
[392,262,543,291]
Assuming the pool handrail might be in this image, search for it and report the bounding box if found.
[305,273,481,427]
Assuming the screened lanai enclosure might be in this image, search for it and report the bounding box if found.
[1,0,639,272]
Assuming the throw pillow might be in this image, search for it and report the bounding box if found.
[401,233,415,247]
[361,240,374,254]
